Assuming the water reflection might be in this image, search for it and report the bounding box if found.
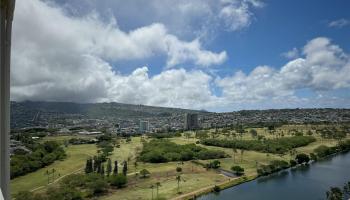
[257,170,290,184]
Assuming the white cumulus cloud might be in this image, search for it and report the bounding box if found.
[10,0,350,111]
[328,18,350,28]
[216,37,350,106]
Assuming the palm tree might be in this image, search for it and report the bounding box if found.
[232,147,237,163]
[52,168,56,181]
[150,184,155,200]
[240,149,244,163]
[176,175,181,193]
[151,184,154,200]
[106,158,112,176]
[156,182,161,198]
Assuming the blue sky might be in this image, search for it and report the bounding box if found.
[89,0,350,75]
[10,0,350,111]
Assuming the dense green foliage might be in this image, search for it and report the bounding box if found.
[205,160,221,169]
[139,140,227,163]
[295,153,310,164]
[201,136,316,154]
[231,165,245,176]
[326,181,350,200]
[213,185,221,193]
[147,132,182,138]
[257,160,289,176]
[11,141,66,179]
[289,159,297,167]
[110,174,127,188]
[314,140,350,159]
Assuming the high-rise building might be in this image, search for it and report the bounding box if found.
[139,121,149,133]
[184,113,199,130]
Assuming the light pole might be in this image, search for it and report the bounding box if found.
[0,0,15,199]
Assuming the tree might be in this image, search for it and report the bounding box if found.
[310,153,318,161]
[206,160,221,169]
[123,161,128,176]
[93,156,98,172]
[176,175,182,193]
[140,169,150,178]
[240,149,245,163]
[85,158,93,174]
[113,161,118,175]
[150,184,155,200]
[232,147,237,163]
[326,187,343,200]
[296,153,310,165]
[231,165,244,176]
[213,185,221,193]
[250,129,258,138]
[100,164,105,176]
[156,182,161,198]
[106,158,112,176]
[176,167,182,173]
[97,162,102,174]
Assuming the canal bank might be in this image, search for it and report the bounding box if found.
[198,152,350,200]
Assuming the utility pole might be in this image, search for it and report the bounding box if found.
[0,0,15,199]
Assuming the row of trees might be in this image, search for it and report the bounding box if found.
[257,160,290,176]
[85,157,128,177]
[257,140,350,177]
[201,136,316,154]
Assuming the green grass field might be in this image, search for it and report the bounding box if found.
[10,124,349,199]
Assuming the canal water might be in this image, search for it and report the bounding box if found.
[199,152,350,200]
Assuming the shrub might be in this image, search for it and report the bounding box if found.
[110,174,127,188]
[310,153,318,161]
[295,153,310,164]
[213,185,221,193]
[289,160,297,167]
[231,165,244,176]
[87,179,108,194]
[140,169,151,178]
[206,160,221,169]
[257,160,290,176]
